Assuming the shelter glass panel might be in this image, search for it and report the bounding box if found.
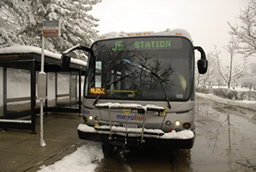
[56,72,79,107]
[4,68,32,121]
[47,72,56,107]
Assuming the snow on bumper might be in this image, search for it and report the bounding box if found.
[77,124,194,140]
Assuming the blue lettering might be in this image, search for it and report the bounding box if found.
[83,110,90,115]
[116,115,125,120]
[116,115,144,121]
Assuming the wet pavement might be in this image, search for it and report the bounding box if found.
[96,96,256,172]
[0,112,84,172]
[191,96,256,171]
[0,96,255,172]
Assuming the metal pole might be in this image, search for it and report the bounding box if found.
[41,36,44,72]
[40,35,46,147]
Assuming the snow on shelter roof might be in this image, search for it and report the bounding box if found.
[0,45,87,67]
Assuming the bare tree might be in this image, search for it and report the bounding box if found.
[228,0,256,57]
[212,38,247,89]
[195,52,215,88]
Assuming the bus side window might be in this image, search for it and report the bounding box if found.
[110,70,121,90]
[95,61,102,87]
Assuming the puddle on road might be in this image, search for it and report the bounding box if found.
[194,97,256,171]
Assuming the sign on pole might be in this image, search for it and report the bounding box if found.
[43,20,61,37]
[39,20,61,147]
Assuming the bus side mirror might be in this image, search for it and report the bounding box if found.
[197,59,208,74]
[194,46,208,74]
[60,54,71,70]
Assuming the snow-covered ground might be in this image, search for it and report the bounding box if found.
[196,92,256,111]
[38,141,103,172]
[36,92,256,172]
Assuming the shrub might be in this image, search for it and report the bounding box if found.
[227,90,238,100]
[238,92,246,100]
[196,87,256,101]
[196,87,210,94]
[248,91,256,101]
[212,88,225,98]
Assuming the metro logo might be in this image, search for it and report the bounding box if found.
[116,114,145,121]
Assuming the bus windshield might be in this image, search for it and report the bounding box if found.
[86,36,194,101]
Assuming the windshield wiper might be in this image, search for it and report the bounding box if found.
[140,64,167,84]
[140,64,171,109]
[122,59,171,109]
[93,73,132,106]
[123,59,166,84]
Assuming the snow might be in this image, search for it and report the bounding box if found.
[196,92,256,111]
[38,141,103,172]
[0,119,31,123]
[95,102,165,110]
[1,0,99,53]
[77,124,194,140]
[98,28,193,41]
[158,130,194,139]
[95,125,164,135]
[99,31,126,39]
[0,45,59,58]
[62,44,80,54]
[77,123,97,133]
[0,45,87,66]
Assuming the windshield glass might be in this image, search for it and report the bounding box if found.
[85,36,194,101]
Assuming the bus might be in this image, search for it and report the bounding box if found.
[61,28,208,149]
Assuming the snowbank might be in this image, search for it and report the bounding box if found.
[38,141,103,172]
[196,92,256,111]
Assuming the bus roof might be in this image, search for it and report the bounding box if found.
[97,28,193,42]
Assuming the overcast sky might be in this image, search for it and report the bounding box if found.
[89,0,252,62]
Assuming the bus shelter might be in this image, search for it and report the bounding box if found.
[0,46,86,133]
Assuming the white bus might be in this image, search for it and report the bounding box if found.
[61,28,208,149]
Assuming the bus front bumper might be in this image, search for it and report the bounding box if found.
[77,124,195,149]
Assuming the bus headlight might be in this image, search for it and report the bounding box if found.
[175,120,181,126]
[88,115,93,120]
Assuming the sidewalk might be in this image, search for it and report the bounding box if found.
[0,112,84,172]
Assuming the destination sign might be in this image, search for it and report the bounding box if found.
[112,38,182,51]
[135,40,171,49]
